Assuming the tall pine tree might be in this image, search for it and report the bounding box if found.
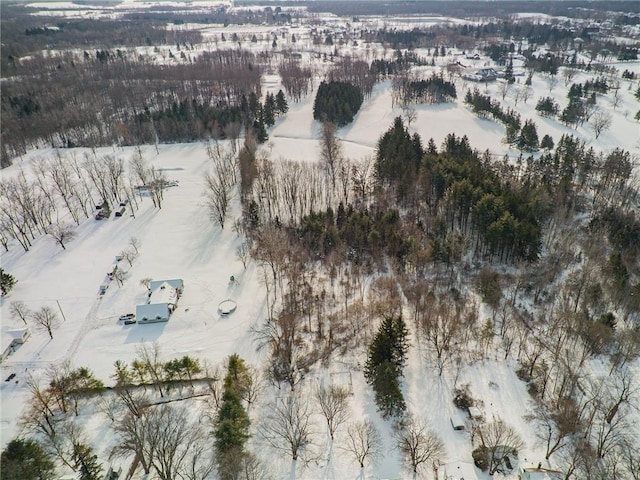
[364,315,409,418]
[214,354,251,480]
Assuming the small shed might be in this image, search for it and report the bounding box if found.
[450,411,466,431]
[468,406,483,421]
[1,328,31,363]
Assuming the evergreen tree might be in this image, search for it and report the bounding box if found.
[504,58,515,84]
[275,89,289,115]
[253,118,268,143]
[0,268,17,296]
[535,97,559,117]
[517,119,539,152]
[263,93,276,126]
[215,355,251,480]
[1,439,56,480]
[364,315,409,418]
[372,362,406,418]
[561,98,585,127]
[72,443,103,480]
[540,134,554,151]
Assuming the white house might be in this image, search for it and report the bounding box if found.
[1,328,30,363]
[136,279,183,324]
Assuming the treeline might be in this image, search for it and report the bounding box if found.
[464,89,536,149]
[305,1,640,19]
[398,75,457,105]
[376,119,546,262]
[0,4,201,73]
[1,49,262,166]
[313,81,364,126]
[131,90,288,144]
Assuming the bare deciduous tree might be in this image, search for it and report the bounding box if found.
[259,394,314,474]
[129,236,141,254]
[315,384,350,441]
[32,305,60,339]
[120,247,138,267]
[236,241,250,269]
[204,169,233,229]
[341,420,381,475]
[527,397,582,460]
[396,418,445,480]
[481,419,524,475]
[563,68,578,86]
[591,110,612,139]
[113,404,210,480]
[48,222,75,250]
[499,80,512,100]
[319,121,343,191]
[19,374,60,439]
[137,342,166,397]
[9,300,30,325]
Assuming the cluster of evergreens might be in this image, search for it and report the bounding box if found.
[297,204,411,266]
[134,100,243,144]
[560,82,601,128]
[376,119,548,262]
[364,316,409,418]
[403,76,457,104]
[464,89,531,147]
[313,81,364,126]
[535,96,560,117]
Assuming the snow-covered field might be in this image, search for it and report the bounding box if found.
[2,3,640,478]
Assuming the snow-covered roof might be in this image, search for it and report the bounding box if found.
[521,468,564,480]
[136,303,170,322]
[6,328,29,340]
[149,282,178,306]
[440,461,478,480]
[149,278,183,292]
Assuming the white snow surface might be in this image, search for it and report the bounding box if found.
[2,11,640,477]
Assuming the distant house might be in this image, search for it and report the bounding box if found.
[136,279,183,324]
[519,467,563,480]
[462,67,498,82]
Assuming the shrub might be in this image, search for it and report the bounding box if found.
[472,445,489,471]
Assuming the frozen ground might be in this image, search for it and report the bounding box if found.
[1,6,640,477]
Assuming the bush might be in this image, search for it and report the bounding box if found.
[472,445,489,471]
[453,384,474,410]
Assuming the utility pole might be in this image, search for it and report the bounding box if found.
[56,300,67,323]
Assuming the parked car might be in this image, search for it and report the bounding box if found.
[119,313,135,321]
[123,319,136,325]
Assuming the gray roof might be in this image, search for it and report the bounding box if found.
[149,279,183,291]
[136,303,170,322]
